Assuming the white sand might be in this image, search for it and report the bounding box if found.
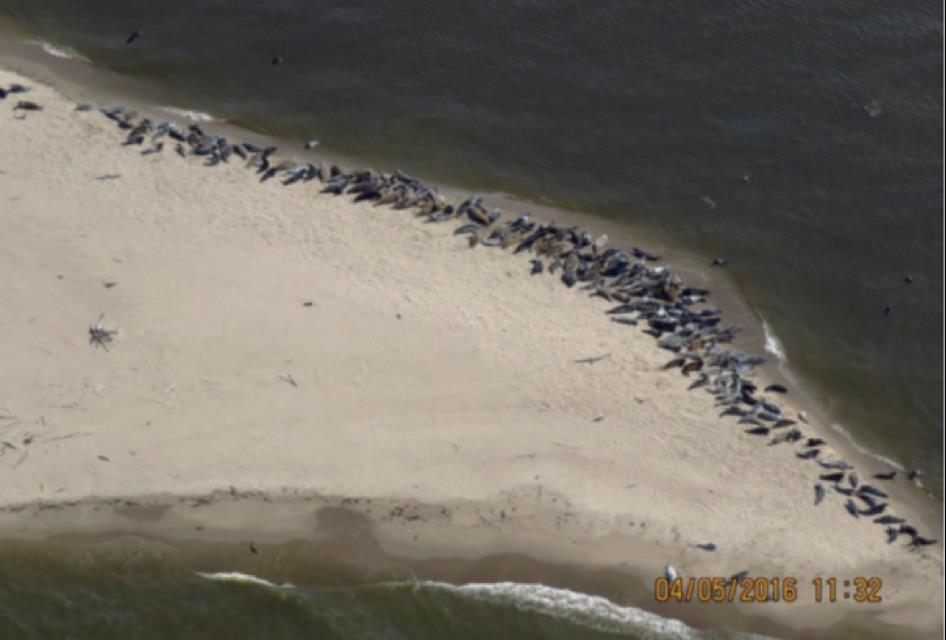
[0,67,942,636]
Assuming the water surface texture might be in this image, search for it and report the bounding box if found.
[0,546,758,640]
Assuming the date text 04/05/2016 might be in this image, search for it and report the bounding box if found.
[653,576,883,604]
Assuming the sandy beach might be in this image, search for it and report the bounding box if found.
[0,64,942,638]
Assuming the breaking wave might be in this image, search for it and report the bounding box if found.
[157,105,219,122]
[761,318,787,366]
[423,580,698,638]
[34,40,91,63]
[196,571,293,590]
[190,573,778,638]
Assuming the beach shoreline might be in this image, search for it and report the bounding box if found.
[0,489,934,639]
[0,29,936,510]
[0,50,942,640]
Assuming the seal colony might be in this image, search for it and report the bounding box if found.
[3,77,939,561]
[48,97,933,555]
[1,64,944,635]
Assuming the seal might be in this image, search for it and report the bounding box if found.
[859,503,887,517]
[819,459,852,470]
[12,100,42,112]
[814,484,826,505]
[857,485,888,498]
[665,565,678,581]
[910,536,937,548]
[726,571,749,587]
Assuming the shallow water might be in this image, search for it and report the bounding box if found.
[0,545,767,640]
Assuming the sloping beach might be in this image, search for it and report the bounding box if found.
[0,66,942,638]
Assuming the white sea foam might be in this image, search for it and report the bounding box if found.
[158,106,219,122]
[424,580,698,638]
[195,575,774,638]
[761,318,787,365]
[196,571,293,589]
[757,317,907,477]
[34,41,91,63]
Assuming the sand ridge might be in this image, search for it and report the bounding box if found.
[0,67,942,637]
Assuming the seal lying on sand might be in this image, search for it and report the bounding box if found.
[12,100,41,112]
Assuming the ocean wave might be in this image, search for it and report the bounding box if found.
[761,318,787,365]
[194,575,775,638]
[762,321,905,476]
[422,580,697,638]
[157,106,219,122]
[32,40,91,63]
[196,571,293,590]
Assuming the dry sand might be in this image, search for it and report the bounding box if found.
[0,65,942,637]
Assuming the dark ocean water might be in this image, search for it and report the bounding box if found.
[0,544,760,640]
[0,1,942,638]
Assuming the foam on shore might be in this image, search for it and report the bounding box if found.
[426,580,701,638]
[32,40,90,63]
[157,105,219,122]
[197,571,293,589]
[761,317,787,366]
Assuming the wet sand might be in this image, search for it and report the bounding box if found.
[0,62,942,639]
